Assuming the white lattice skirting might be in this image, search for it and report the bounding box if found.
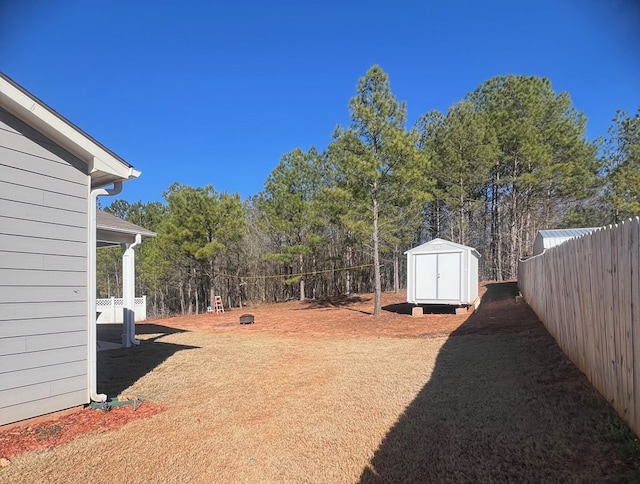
[96,296,147,323]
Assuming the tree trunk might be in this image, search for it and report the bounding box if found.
[345,245,352,295]
[490,168,503,281]
[187,272,193,314]
[393,245,400,293]
[209,260,215,309]
[299,254,305,301]
[114,259,120,298]
[509,154,519,279]
[372,182,382,316]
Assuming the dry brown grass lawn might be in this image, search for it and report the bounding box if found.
[1,282,638,483]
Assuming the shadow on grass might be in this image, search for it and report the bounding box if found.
[302,294,370,309]
[293,294,374,315]
[360,282,639,482]
[97,323,198,399]
[382,302,457,315]
[97,322,188,343]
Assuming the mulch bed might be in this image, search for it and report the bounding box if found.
[0,402,164,463]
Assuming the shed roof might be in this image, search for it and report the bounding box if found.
[537,228,599,239]
[405,238,481,258]
[97,210,156,247]
[0,72,139,188]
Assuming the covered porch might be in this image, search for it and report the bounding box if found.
[96,210,156,350]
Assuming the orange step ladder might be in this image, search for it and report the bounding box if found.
[213,295,225,313]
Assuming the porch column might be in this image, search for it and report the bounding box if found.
[122,234,142,347]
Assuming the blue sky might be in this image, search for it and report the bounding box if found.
[2,0,639,204]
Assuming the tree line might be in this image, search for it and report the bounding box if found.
[97,65,640,317]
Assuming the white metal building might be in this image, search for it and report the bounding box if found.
[405,238,481,306]
[533,228,599,256]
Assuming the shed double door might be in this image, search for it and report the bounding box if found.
[414,251,461,301]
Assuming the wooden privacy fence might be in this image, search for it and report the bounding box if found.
[518,217,640,438]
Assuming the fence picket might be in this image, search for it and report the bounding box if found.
[583,233,596,386]
[619,220,633,423]
[631,218,640,434]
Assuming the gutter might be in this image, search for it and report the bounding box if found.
[88,181,122,403]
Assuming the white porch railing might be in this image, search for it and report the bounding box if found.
[96,296,147,323]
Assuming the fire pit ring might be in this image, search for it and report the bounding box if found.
[239,314,255,325]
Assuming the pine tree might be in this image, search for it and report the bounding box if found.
[329,65,430,315]
[605,108,640,220]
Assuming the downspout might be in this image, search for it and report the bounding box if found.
[122,233,142,347]
[88,181,122,403]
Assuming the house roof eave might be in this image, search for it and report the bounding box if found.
[0,73,139,185]
[96,210,156,247]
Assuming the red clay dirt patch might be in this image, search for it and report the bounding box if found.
[150,285,489,338]
[0,402,164,462]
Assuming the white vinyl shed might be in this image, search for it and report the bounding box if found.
[532,228,598,256]
[405,238,480,306]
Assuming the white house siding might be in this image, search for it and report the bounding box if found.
[0,108,89,426]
